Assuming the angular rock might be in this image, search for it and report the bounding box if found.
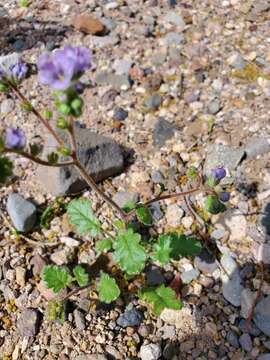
[204,144,245,178]
[91,35,120,49]
[7,193,37,233]
[140,343,161,360]
[17,308,42,337]
[116,308,143,328]
[194,249,218,274]
[153,118,176,148]
[180,269,199,284]
[37,127,124,196]
[95,71,131,89]
[221,254,244,307]
[226,330,239,348]
[112,59,133,75]
[239,333,252,352]
[253,243,270,264]
[227,52,246,69]
[1,98,15,114]
[164,32,184,46]
[254,296,270,336]
[74,309,86,330]
[208,99,221,114]
[72,14,105,35]
[30,254,47,276]
[112,191,139,208]
[164,11,186,29]
[240,288,256,319]
[245,137,270,159]
[145,266,165,286]
[144,94,163,110]
[238,319,261,336]
[165,203,184,227]
[149,203,164,221]
[113,107,128,121]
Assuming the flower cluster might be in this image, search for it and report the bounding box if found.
[0,54,27,84]
[5,128,26,149]
[37,46,92,90]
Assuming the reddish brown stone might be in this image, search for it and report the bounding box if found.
[72,14,105,35]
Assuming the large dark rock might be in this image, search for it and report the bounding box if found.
[37,126,124,196]
[17,308,42,337]
[153,118,176,148]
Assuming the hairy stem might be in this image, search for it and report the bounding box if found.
[74,160,128,222]
[3,149,75,167]
[8,82,64,147]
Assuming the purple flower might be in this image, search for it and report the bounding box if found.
[9,62,28,81]
[211,167,226,181]
[5,128,26,149]
[0,67,4,81]
[37,46,92,90]
[219,192,230,202]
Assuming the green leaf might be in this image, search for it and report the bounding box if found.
[67,199,101,237]
[0,137,5,153]
[40,204,55,229]
[113,229,146,275]
[186,166,198,179]
[47,300,66,324]
[204,195,226,214]
[73,265,89,287]
[98,273,120,303]
[152,235,172,265]
[136,206,153,226]
[139,285,182,315]
[122,200,137,214]
[47,152,59,165]
[96,238,113,254]
[42,265,72,293]
[170,233,202,258]
[0,157,13,183]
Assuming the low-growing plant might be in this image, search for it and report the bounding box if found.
[0,48,231,319]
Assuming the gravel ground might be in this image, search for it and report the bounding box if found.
[1,0,270,359]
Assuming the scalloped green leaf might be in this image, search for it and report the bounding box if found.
[67,198,101,237]
[152,235,172,265]
[170,233,202,258]
[96,238,113,254]
[136,206,153,226]
[98,273,120,303]
[113,229,146,275]
[73,265,89,287]
[42,265,72,293]
[139,284,182,315]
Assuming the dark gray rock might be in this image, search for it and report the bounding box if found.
[7,194,37,233]
[153,118,176,148]
[116,308,143,328]
[12,39,25,52]
[226,330,239,348]
[194,250,218,274]
[239,333,252,352]
[144,94,163,110]
[245,137,270,159]
[17,308,42,337]
[146,266,165,286]
[221,254,244,307]
[113,107,128,121]
[254,296,270,336]
[239,319,261,336]
[149,203,164,221]
[163,342,178,359]
[37,127,124,196]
